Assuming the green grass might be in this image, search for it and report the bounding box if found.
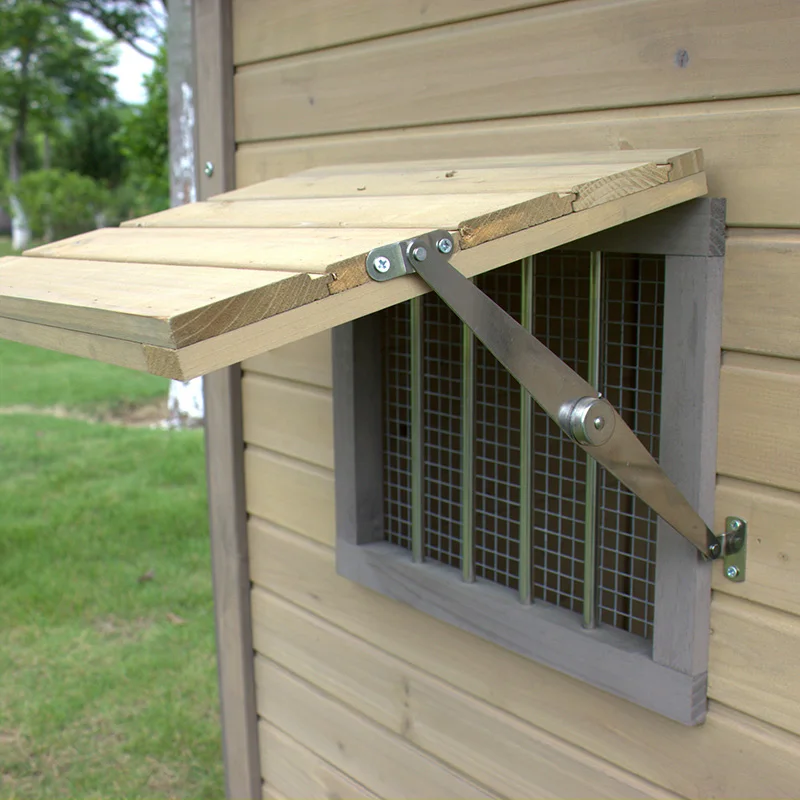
[0,339,223,797]
[0,237,12,257]
[0,339,169,410]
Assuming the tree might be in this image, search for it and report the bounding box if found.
[117,43,169,216]
[0,1,117,248]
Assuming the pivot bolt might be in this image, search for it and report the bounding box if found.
[726,565,740,579]
[204,161,214,177]
[437,237,453,254]
[727,519,742,532]
[593,416,605,431]
[372,255,392,273]
[411,246,428,262]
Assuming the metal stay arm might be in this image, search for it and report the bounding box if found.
[367,230,727,562]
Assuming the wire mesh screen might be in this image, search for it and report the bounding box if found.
[422,293,463,568]
[530,252,590,613]
[378,250,664,640]
[598,255,664,638]
[381,302,413,550]
[473,264,523,589]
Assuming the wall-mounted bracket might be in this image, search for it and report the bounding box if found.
[366,230,743,578]
[722,517,747,582]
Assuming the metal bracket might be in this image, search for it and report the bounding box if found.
[366,231,746,579]
[721,517,747,582]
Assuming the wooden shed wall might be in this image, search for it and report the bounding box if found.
[232,2,800,796]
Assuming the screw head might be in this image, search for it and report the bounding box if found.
[411,246,428,262]
[708,542,721,559]
[372,255,392,274]
[437,238,453,254]
[204,161,214,177]
[728,518,742,532]
[593,416,605,431]
[726,565,740,579]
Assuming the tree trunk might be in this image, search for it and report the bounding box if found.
[9,131,30,252]
[42,133,54,243]
[166,0,204,425]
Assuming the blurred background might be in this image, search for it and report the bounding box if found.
[0,2,223,796]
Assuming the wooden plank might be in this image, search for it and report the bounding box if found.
[241,374,334,469]
[252,589,681,799]
[220,160,672,201]
[723,230,800,359]
[652,254,720,676]
[162,174,707,379]
[243,331,332,388]
[718,354,800,493]
[194,1,261,796]
[0,256,326,349]
[262,784,287,800]
[0,314,152,373]
[246,520,800,798]
[257,721,379,800]
[713,477,800,616]
[233,0,800,141]
[709,593,800,737]
[232,0,563,64]
[243,447,334,545]
[236,95,800,229]
[25,227,425,272]
[123,191,567,230]
[254,657,498,799]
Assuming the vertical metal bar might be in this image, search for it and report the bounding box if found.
[461,321,475,582]
[518,257,534,604]
[583,251,602,628]
[410,296,424,563]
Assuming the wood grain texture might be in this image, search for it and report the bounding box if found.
[709,593,800,738]
[242,374,334,469]
[236,95,800,229]
[25,226,422,272]
[718,354,800,493]
[0,154,705,376]
[254,657,499,799]
[723,230,800,359]
[243,447,334,545]
[252,589,681,799]
[246,520,800,798]
[233,0,800,141]
[713,477,800,616]
[243,331,332,387]
[160,174,706,379]
[257,721,379,800]
[0,256,329,348]
[232,0,562,64]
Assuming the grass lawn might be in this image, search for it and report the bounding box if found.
[0,337,224,796]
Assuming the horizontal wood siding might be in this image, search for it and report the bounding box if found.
[236,96,800,229]
[234,0,800,794]
[234,0,800,141]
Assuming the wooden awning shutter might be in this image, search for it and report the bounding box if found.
[0,150,705,379]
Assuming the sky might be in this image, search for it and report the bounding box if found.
[80,17,156,105]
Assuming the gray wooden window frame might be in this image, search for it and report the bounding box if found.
[333,198,725,726]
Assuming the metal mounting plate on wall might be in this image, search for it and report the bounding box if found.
[723,517,747,582]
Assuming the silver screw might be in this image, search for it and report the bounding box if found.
[726,565,740,579]
[204,161,214,177]
[372,255,392,274]
[437,238,453,254]
[728,518,742,532]
[593,417,605,431]
[411,246,428,262]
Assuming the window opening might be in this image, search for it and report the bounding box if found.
[380,250,664,639]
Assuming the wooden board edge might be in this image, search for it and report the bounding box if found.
[666,148,704,182]
[458,192,575,248]
[572,163,671,212]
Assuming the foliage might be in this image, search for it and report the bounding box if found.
[0,1,118,132]
[117,42,170,216]
[13,168,109,239]
[53,103,128,188]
